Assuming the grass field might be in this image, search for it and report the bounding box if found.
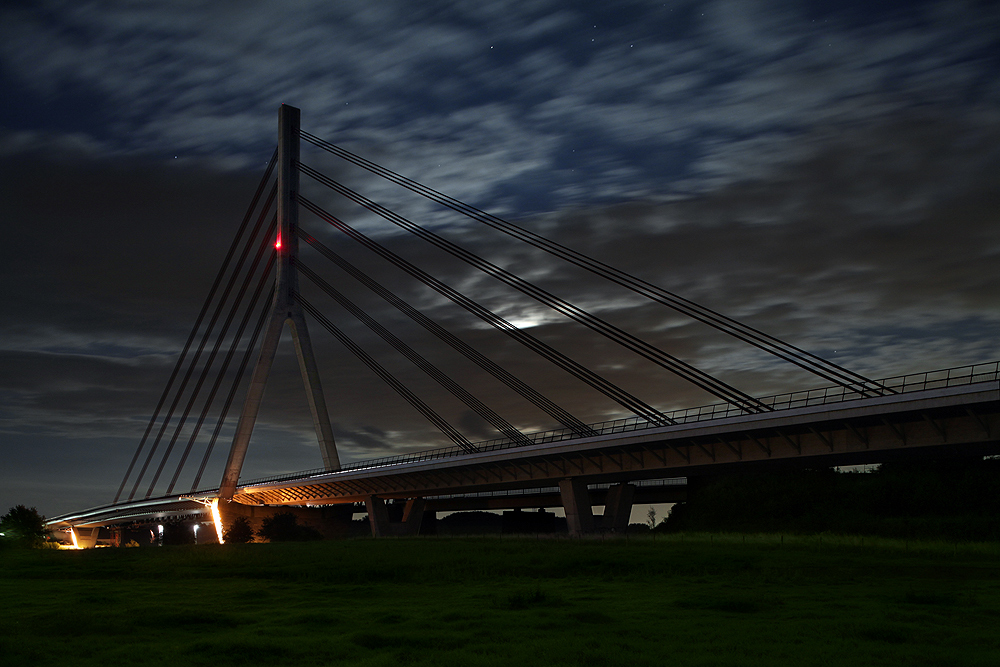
[3,534,1000,666]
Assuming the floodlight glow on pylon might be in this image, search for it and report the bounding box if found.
[211,499,224,544]
[275,231,282,250]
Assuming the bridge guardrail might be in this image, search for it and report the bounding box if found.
[229,360,999,491]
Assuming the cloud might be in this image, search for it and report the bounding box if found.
[6,104,994,437]
[4,0,997,209]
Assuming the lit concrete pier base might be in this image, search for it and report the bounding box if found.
[559,478,595,536]
[598,482,635,533]
[365,496,425,537]
[72,526,101,549]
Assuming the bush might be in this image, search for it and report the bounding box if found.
[1,505,47,548]
[257,512,322,542]
[223,516,255,544]
[627,522,651,535]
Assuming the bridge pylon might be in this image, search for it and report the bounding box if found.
[218,104,340,501]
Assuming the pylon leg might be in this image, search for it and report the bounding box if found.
[218,308,285,500]
[289,310,340,470]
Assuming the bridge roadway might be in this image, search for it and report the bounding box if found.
[47,368,1000,541]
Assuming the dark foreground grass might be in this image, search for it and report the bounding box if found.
[2,534,999,666]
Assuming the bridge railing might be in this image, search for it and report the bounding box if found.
[430,477,687,500]
[234,360,999,490]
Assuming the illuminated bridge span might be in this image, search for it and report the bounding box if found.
[46,106,1000,544]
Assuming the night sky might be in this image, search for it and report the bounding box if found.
[1,0,998,518]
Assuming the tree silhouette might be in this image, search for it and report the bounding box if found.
[257,512,322,542]
[223,516,255,544]
[1,505,47,548]
[161,521,195,546]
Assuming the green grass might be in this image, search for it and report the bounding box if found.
[2,534,999,666]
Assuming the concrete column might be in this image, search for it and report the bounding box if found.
[365,496,391,538]
[400,497,425,536]
[559,478,594,536]
[602,483,636,533]
[365,497,426,537]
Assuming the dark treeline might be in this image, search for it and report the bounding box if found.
[663,457,1000,541]
[347,508,567,536]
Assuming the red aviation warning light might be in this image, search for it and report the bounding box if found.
[275,230,282,250]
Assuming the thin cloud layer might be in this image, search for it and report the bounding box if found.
[3,1,997,207]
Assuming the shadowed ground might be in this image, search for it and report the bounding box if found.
[2,535,999,666]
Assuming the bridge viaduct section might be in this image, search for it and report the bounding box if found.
[47,377,997,541]
[231,381,998,536]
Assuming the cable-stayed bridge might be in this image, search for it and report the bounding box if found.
[46,106,1000,545]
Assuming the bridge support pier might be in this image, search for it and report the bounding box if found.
[560,480,636,535]
[559,479,595,536]
[71,526,101,549]
[597,482,635,533]
[365,496,425,537]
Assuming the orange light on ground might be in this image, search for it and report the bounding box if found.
[211,499,225,544]
[69,528,79,549]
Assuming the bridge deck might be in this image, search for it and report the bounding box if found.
[48,370,998,530]
[233,380,998,506]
